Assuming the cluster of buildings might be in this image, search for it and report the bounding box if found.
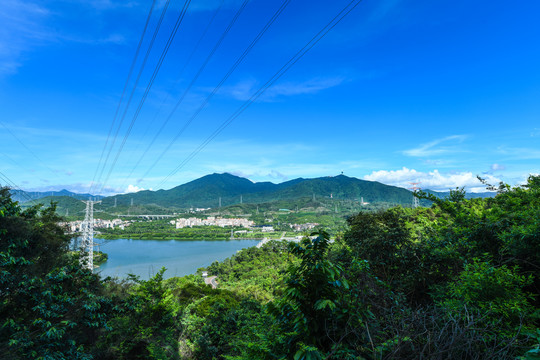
[289,223,319,232]
[172,216,319,233]
[63,219,131,233]
[173,216,255,229]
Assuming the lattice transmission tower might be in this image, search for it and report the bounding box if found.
[409,182,421,209]
[80,200,101,271]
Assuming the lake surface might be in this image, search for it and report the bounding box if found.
[93,238,260,280]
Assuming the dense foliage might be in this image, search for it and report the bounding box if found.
[0,188,116,359]
[1,177,539,359]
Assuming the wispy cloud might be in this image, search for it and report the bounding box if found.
[219,77,345,102]
[403,135,468,157]
[481,163,507,176]
[368,0,403,24]
[424,159,449,166]
[0,1,53,75]
[497,146,540,160]
[490,163,505,171]
[0,1,130,76]
[64,33,127,45]
[80,0,137,10]
[0,124,107,143]
[188,0,245,12]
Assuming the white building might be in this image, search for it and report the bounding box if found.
[175,216,254,229]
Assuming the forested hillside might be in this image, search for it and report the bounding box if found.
[1,177,539,359]
[102,173,417,208]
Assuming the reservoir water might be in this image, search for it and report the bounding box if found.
[93,238,260,280]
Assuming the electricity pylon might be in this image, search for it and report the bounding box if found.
[80,200,101,271]
[409,182,421,208]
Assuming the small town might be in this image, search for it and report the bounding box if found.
[62,216,320,235]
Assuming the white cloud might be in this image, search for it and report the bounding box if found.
[490,163,505,171]
[228,169,289,182]
[403,135,468,157]
[364,167,502,192]
[125,184,151,193]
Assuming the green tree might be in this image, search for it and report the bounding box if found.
[269,231,355,359]
[0,187,115,359]
[97,268,180,359]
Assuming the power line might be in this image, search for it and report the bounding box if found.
[0,151,40,178]
[156,0,363,188]
[137,0,225,145]
[139,0,291,181]
[0,170,36,205]
[0,121,60,178]
[99,0,192,194]
[93,0,173,194]
[89,0,157,194]
[117,0,236,190]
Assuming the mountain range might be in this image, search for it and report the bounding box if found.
[102,173,416,209]
[10,189,103,203]
[13,173,495,210]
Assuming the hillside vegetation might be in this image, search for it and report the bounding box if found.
[21,173,495,222]
[1,176,538,359]
[85,173,417,209]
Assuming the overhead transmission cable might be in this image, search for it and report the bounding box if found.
[0,170,37,205]
[93,0,171,194]
[0,151,44,181]
[99,0,192,194]
[156,0,363,189]
[116,1,224,192]
[137,0,225,142]
[120,0,253,188]
[0,120,60,179]
[139,0,291,182]
[92,0,173,194]
[89,0,157,194]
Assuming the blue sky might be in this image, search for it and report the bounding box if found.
[1,0,539,195]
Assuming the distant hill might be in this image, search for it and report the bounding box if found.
[424,189,496,199]
[15,174,498,218]
[102,173,416,209]
[11,189,103,203]
[19,196,89,217]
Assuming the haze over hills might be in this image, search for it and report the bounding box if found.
[10,189,104,203]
